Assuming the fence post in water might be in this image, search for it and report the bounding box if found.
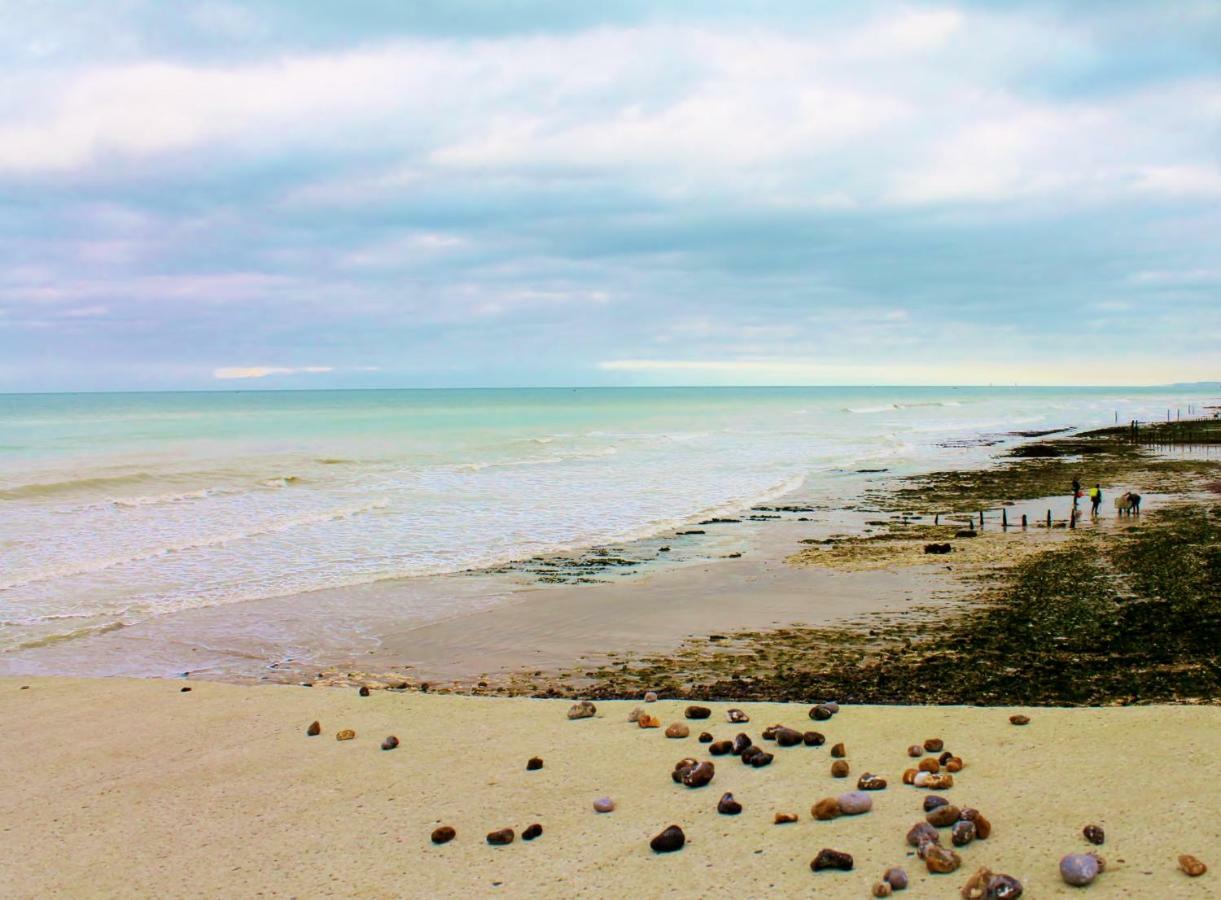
[1069,508,1076,529]
[1021,513,1028,529]
[1047,509,1052,528]
[934,513,939,525]
[1002,508,1008,528]
[979,510,984,528]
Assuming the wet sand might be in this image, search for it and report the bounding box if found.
[3,676,1216,898]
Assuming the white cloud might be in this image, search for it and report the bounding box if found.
[213,365,334,380]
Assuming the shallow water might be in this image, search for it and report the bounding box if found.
[0,385,1212,657]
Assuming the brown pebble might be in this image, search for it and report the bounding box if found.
[902,768,918,785]
[180,686,191,692]
[430,826,456,844]
[918,758,941,773]
[907,821,941,847]
[925,795,949,812]
[831,742,846,757]
[884,867,909,890]
[811,848,854,872]
[831,760,850,778]
[857,773,887,791]
[740,745,762,764]
[638,713,661,728]
[810,705,834,721]
[665,722,690,739]
[750,750,774,768]
[775,727,804,747]
[727,708,750,723]
[380,735,399,751]
[682,761,715,788]
[717,792,742,815]
[960,808,992,840]
[685,705,711,719]
[336,729,355,741]
[486,828,514,845]
[521,823,543,841]
[306,721,321,736]
[650,824,685,853]
[924,845,962,874]
[804,731,825,746]
[761,725,779,741]
[812,797,842,820]
[731,733,752,754]
[698,732,713,743]
[709,740,732,755]
[960,866,992,899]
[1009,714,1030,726]
[951,820,977,847]
[945,757,964,773]
[907,744,924,757]
[1179,854,1207,877]
[925,773,955,789]
[774,811,799,824]
[923,738,944,752]
[939,750,954,765]
[873,881,893,897]
[927,805,961,827]
[527,756,543,770]
[358,686,370,697]
[1083,824,1104,845]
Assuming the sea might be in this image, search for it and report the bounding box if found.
[0,386,1213,663]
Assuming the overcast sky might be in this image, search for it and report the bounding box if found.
[1,1,1218,391]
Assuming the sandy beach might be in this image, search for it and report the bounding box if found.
[2,676,1217,898]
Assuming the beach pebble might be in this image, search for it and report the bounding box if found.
[682,761,715,788]
[939,751,954,765]
[628,706,642,722]
[823,702,840,713]
[180,686,191,692]
[1009,714,1030,726]
[925,796,949,812]
[486,828,514,845]
[709,740,732,755]
[804,730,825,746]
[358,686,370,697]
[923,738,944,752]
[951,820,977,847]
[907,822,941,847]
[831,760,850,778]
[380,735,399,751]
[857,773,887,791]
[873,881,893,897]
[740,745,761,764]
[698,731,713,743]
[665,722,690,739]
[750,751,774,768]
[946,757,965,773]
[837,791,873,815]
[306,721,321,736]
[685,705,711,719]
[732,733,753,755]
[521,823,543,841]
[927,804,961,827]
[960,867,1024,899]
[727,708,749,723]
[811,848,854,872]
[1083,824,1104,845]
[430,826,456,845]
[774,812,799,824]
[830,742,846,757]
[336,729,356,741]
[567,700,596,719]
[650,825,685,853]
[1179,854,1207,877]
[903,768,918,785]
[526,756,543,770]
[918,758,940,773]
[960,809,992,839]
[810,705,834,721]
[925,773,955,789]
[775,727,804,747]
[884,867,909,890]
[924,845,962,874]
[637,713,661,729]
[717,792,742,815]
[1059,853,1100,886]
[644,691,658,702]
[593,796,616,813]
[907,744,925,757]
[812,797,842,820]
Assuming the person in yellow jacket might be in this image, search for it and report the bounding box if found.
[1089,483,1103,516]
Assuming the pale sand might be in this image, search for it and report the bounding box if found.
[3,677,1217,898]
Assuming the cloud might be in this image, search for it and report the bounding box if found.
[213,365,334,379]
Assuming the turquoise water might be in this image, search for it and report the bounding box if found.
[0,386,1212,654]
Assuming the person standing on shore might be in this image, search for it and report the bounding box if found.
[1089,483,1103,517]
[1072,477,1082,507]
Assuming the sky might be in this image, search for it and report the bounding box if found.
[0,1,1218,391]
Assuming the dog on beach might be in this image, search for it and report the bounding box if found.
[1114,492,1142,516]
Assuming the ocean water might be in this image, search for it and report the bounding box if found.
[0,386,1211,655]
